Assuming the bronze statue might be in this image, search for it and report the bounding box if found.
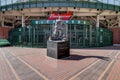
[49,16,68,41]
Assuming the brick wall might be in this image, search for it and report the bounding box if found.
[109,27,120,44]
[0,27,12,39]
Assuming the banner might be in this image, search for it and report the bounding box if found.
[48,12,73,20]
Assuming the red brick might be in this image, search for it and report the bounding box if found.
[0,27,12,39]
[109,27,120,44]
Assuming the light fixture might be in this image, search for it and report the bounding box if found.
[97,9,99,11]
[2,11,5,14]
[74,16,77,19]
[44,7,47,9]
[74,7,76,9]
[116,11,118,14]
[21,9,23,11]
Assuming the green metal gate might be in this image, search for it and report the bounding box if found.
[68,24,91,48]
[8,20,113,48]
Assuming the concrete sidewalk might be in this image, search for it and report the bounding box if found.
[0,46,120,80]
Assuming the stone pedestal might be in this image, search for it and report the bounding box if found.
[47,40,70,59]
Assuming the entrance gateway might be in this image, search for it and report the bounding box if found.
[0,0,120,47]
[8,19,113,48]
[8,6,113,48]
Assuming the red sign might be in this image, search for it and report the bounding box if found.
[48,12,73,20]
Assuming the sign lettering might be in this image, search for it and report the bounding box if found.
[48,12,73,20]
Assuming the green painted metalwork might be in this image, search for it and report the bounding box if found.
[8,20,113,48]
[31,20,90,25]
[0,39,10,47]
[0,0,120,12]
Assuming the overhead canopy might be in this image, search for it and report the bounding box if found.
[0,0,120,28]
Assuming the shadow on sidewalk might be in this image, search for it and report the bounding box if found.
[62,54,110,61]
[72,46,120,50]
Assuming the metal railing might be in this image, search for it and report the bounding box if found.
[8,24,113,48]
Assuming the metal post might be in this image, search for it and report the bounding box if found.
[118,16,120,27]
[22,14,25,46]
[22,14,25,27]
[70,24,71,47]
[12,21,15,28]
[36,25,38,47]
[107,22,110,28]
[96,15,100,28]
[66,24,68,41]
[28,25,31,43]
[96,15,100,46]
[83,23,86,47]
[1,16,4,27]
[33,27,35,45]
[89,25,92,46]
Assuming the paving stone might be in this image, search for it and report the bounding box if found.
[0,46,119,80]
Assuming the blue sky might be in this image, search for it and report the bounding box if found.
[0,0,120,6]
[101,0,120,5]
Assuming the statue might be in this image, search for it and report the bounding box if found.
[47,16,70,59]
[49,16,68,41]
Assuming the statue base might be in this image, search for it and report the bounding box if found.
[47,40,70,59]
